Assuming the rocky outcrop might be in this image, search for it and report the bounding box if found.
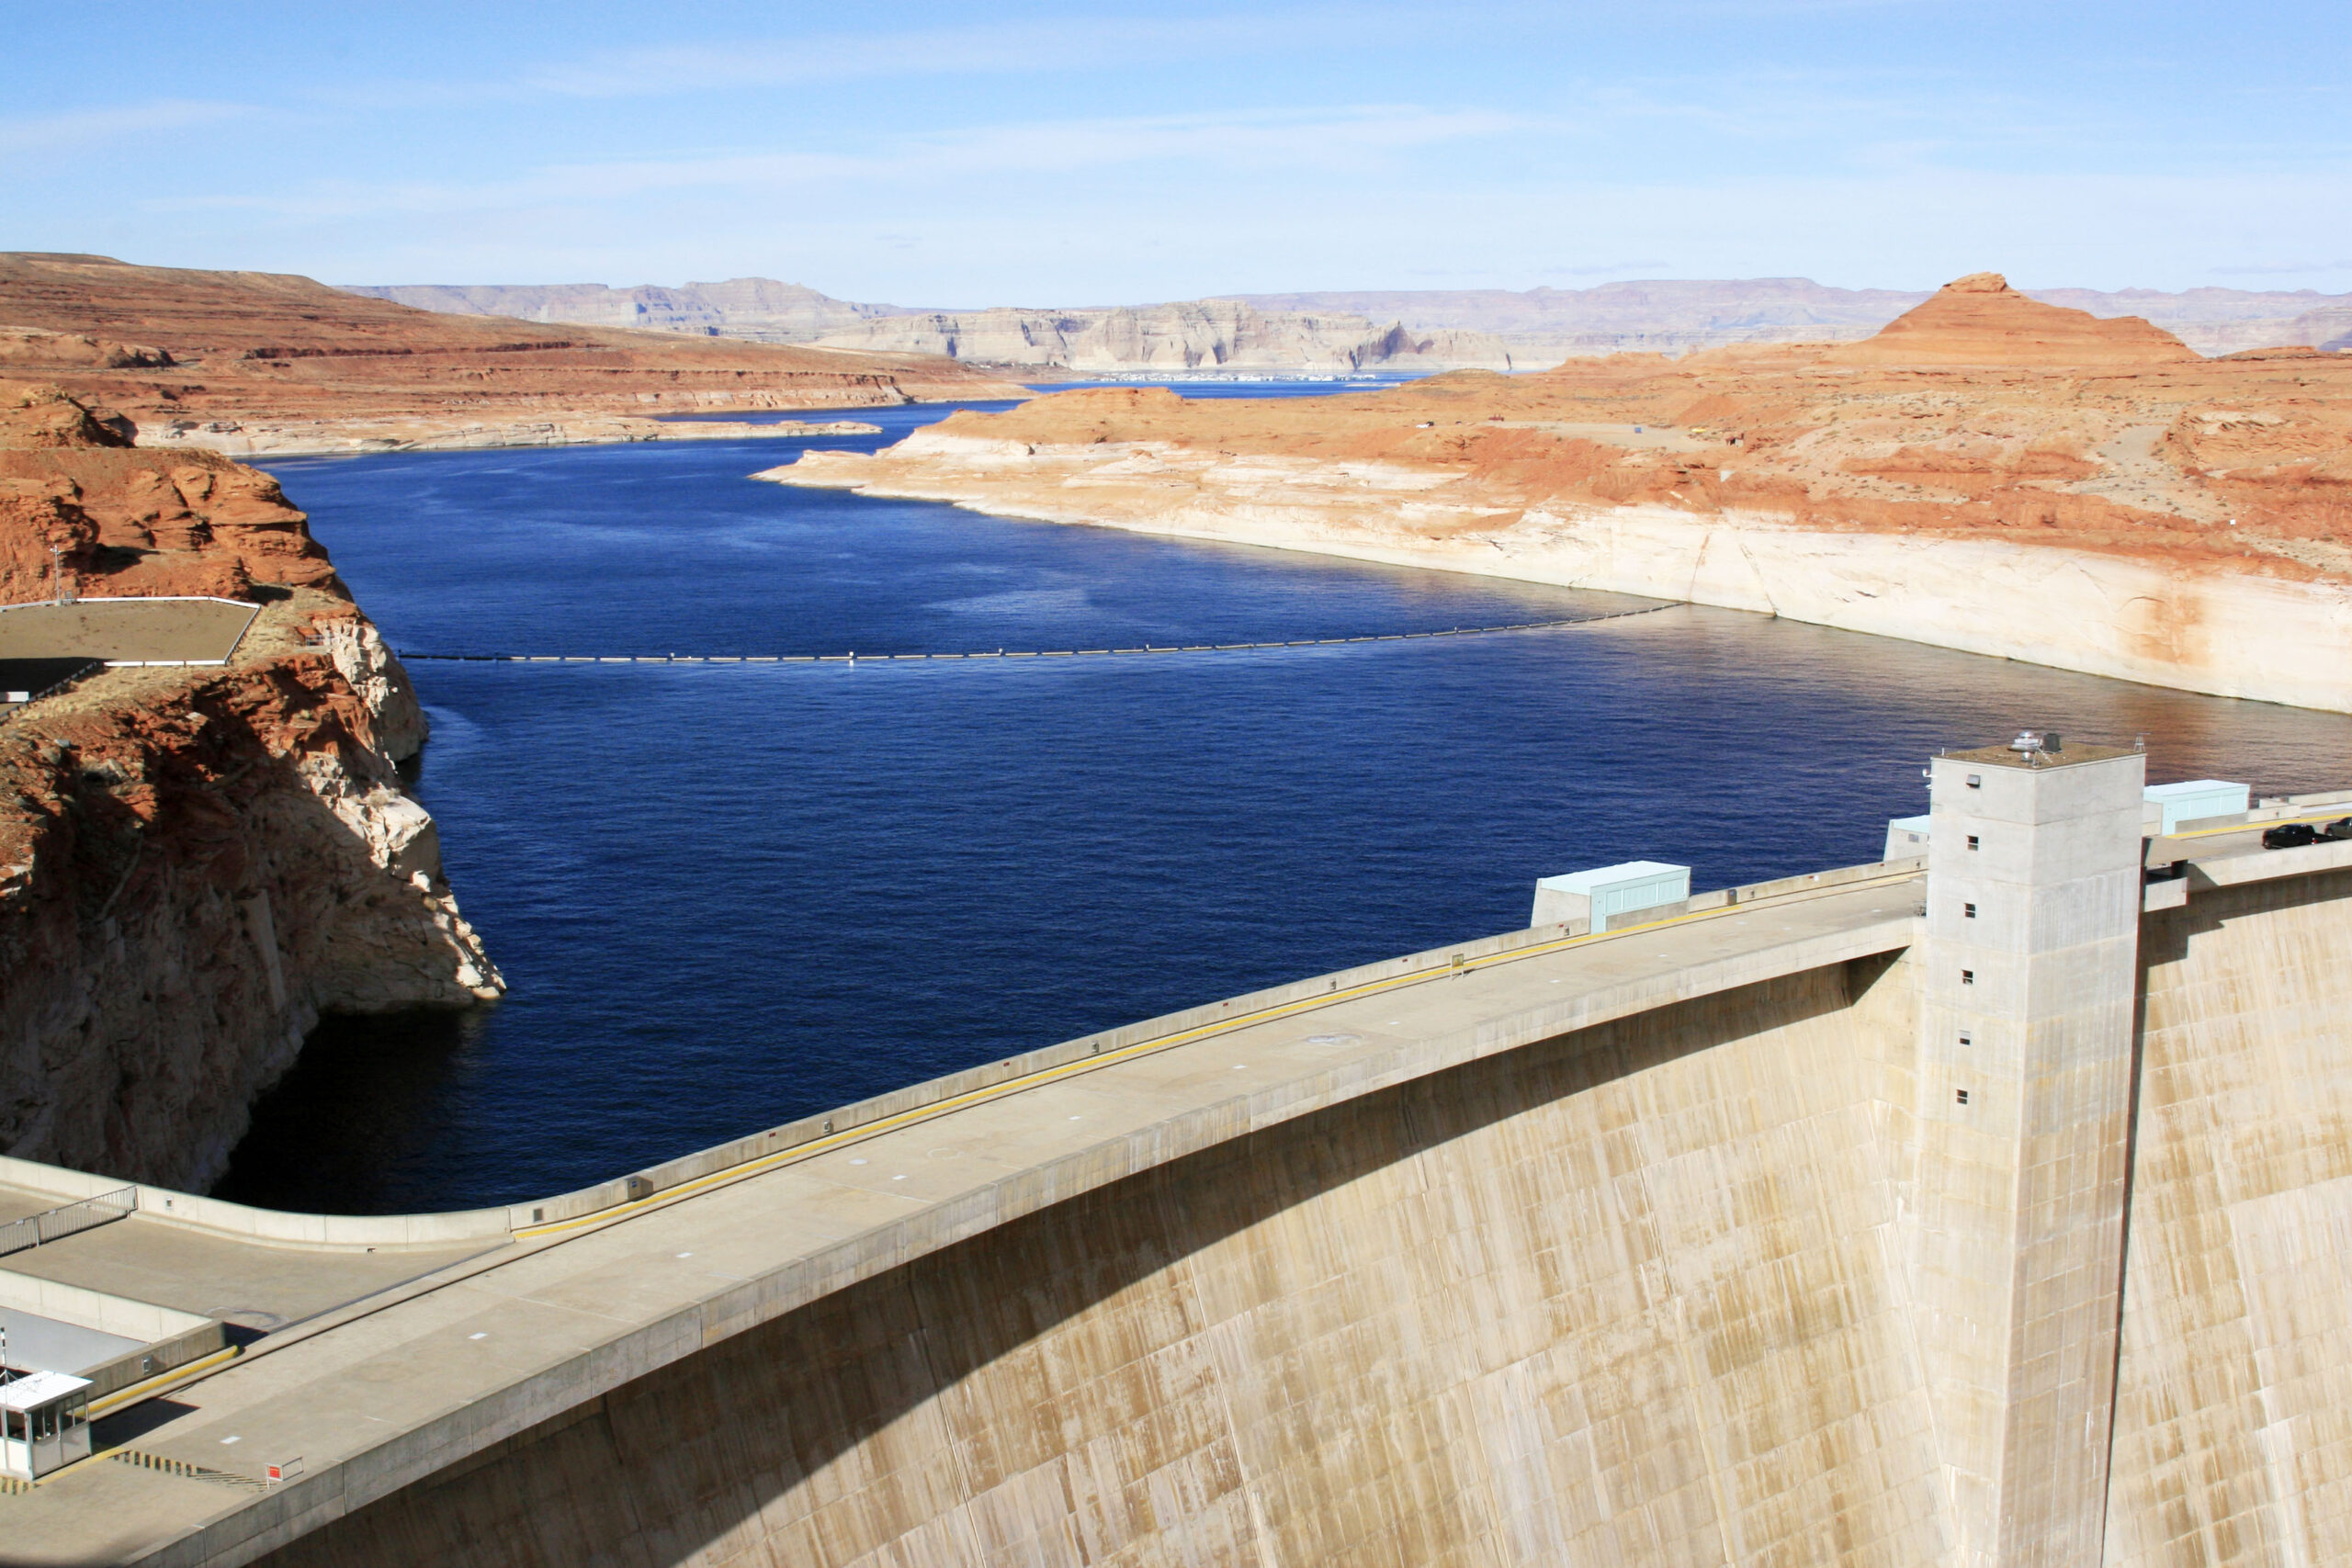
[0,382,341,601]
[1823,272,2199,367]
[763,276,2352,712]
[0,325,172,369]
[0,386,500,1190]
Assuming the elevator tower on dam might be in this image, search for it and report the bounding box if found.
[3,736,2350,1567]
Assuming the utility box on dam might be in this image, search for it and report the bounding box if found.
[1530,860,1690,931]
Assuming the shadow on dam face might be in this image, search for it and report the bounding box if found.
[253,956,1900,1568]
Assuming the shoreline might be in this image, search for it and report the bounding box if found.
[765,434,2352,714]
[137,412,887,459]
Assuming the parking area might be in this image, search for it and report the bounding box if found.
[0,597,259,666]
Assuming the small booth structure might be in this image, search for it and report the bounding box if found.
[2143,779,2251,836]
[1531,861,1691,933]
[0,1370,93,1482]
[1883,814,1933,860]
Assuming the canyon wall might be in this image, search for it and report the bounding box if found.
[344,279,1517,370]
[345,275,2352,363]
[0,383,499,1190]
[343,277,897,344]
[812,299,1515,371]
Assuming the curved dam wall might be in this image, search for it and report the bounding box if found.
[2105,867,2352,1567]
[253,954,1937,1568]
[8,769,2346,1566]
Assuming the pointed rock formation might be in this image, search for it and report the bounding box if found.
[1826,271,2199,367]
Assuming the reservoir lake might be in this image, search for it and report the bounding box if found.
[220,386,2352,1213]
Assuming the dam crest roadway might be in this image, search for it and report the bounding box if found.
[3,745,2351,1566]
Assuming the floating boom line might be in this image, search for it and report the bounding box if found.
[396,604,1679,664]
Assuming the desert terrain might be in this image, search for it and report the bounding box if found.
[0,253,1022,457]
[355,272,2352,366]
[769,273,2352,709]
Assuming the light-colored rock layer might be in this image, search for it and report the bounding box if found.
[816,298,1515,371]
[344,280,1515,370]
[138,414,880,459]
[254,954,1940,1568]
[770,430,2352,712]
[341,277,896,344]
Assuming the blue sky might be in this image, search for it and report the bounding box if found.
[4,1,2346,303]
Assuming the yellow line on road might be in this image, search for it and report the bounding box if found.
[2165,810,2348,840]
[512,870,1919,1243]
[86,1346,244,1418]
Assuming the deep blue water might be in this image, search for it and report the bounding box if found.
[215,389,2352,1215]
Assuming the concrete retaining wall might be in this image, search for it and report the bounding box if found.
[0,1268,227,1401]
[251,953,1941,1568]
[0,1269,210,1346]
[0,1157,511,1250]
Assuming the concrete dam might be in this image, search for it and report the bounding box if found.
[3,738,2350,1567]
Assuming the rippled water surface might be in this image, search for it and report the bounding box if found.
[218,388,2352,1213]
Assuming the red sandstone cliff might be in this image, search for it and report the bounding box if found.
[0,383,496,1188]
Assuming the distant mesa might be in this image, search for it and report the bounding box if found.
[1825,272,2200,368]
[344,272,2352,364]
[0,253,1027,456]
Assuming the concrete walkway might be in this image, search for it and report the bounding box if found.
[0,1195,499,1334]
[2,873,1923,1564]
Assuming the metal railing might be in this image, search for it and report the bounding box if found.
[0,1185,136,1258]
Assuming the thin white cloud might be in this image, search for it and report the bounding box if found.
[0,98,261,155]
[2210,259,2352,276]
[1550,260,1674,276]
[146,105,1536,222]
[524,12,1370,98]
